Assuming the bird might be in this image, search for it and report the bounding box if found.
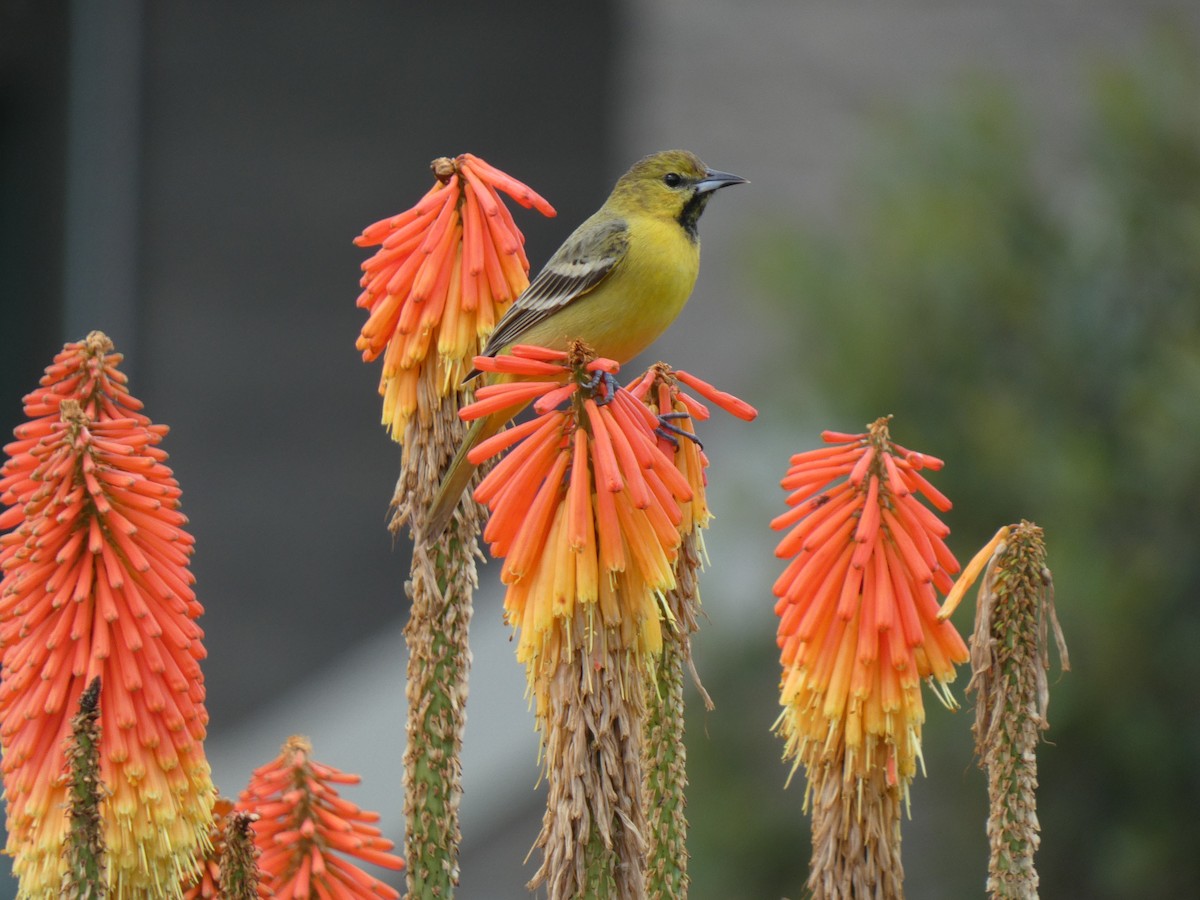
[424,149,746,540]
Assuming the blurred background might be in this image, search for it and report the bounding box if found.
[3,1,1200,897]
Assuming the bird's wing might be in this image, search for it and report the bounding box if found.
[480,216,629,356]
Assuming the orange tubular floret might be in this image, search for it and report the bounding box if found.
[881,507,932,583]
[566,429,592,551]
[782,518,857,610]
[618,387,661,433]
[771,480,852,531]
[772,489,859,561]
[414,179,460,259]
[820,430,866,443]
[477,416,563,523]
[882,538,923,648]
[501,451,566,585]
[854,475,881,545]
[467,415,547,467]
[459,154,557,217]
[473,355,569,378]
[643,460,684,528]
[533,382,578,414]
[607,392,659,465]
[882,450,908,497]
[583,399,622,494]
[593,474,625,575]
[461,183,485,282]
[462,381,562,419]
[613,492,673,588]
[902,466,953,512]
[600,406,652,510]
[509,345,569,363]
[889,493,938,567]
[643,440,693,506]
[673,370,758,421]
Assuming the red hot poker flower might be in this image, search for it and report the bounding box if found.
[236,735,404,900]
[355,154,556,439]
[0,334,213,897]
[771,417,968,786]
[461,344,692,709]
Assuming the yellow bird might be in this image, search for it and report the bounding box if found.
[425,149,746,540]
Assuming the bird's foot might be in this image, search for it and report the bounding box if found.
[655,411,702,450]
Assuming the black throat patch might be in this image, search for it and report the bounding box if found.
[677,191,712,241]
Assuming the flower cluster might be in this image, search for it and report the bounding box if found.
[461,345,756,712]
[355,153,556,438]
[0,333,213,897]
[627,364,757,540]
[771,417,969,785]
[236,735,403,899]
[464,345,686,703]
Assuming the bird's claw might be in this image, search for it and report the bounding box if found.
[655,412,702,449]
[582,369,618,405]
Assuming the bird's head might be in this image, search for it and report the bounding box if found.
[612,150,747,239]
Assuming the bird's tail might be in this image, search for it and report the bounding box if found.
[422,410,507,543]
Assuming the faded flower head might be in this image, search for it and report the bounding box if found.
[0,333,213,897]
[355,153,556,439]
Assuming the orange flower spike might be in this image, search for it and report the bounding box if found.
[773,417,969,788]
[355,154,555,438]
[237,736,402,900]
[0,335,214,898]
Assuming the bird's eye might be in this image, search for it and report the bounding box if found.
[663,172,682,188]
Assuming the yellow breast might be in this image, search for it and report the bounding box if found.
[519,215,701,364]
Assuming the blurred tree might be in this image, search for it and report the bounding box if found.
[700,32,1200,900]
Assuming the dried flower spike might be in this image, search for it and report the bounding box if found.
[956,521,1068,899]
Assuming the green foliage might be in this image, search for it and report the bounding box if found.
[743,33,1200,899]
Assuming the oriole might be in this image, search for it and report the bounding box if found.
[425,149,745,539]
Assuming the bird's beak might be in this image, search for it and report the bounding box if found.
[695,169,748,194]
